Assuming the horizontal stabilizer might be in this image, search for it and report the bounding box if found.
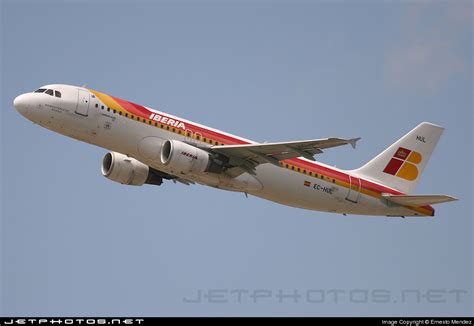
[381,194,458,206]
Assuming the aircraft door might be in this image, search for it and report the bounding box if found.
[75,89,90,116]
[345,175,361,203]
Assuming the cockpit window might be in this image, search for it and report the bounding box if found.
[35,88,46,93]
[55,91,62,98]
[45,89,54,96]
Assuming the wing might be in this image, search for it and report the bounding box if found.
[382,194,458,206]
[211,137,360,175]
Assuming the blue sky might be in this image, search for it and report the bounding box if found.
[1,0,472,316]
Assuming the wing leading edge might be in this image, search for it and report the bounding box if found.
[212,137,360,166]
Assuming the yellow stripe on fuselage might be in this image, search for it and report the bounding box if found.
[89,89,124,111]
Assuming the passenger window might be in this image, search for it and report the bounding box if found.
[54,91,61,98]
[45,89,54,96]
[34,88,46,93]
[95,103,98,108]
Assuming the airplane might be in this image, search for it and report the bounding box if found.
[13,84,457,217]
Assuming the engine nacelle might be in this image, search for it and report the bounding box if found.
[101,152,163,186]
[160,140,217,174]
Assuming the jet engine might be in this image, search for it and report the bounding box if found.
[160,140,221,174]
[101,152,163,186]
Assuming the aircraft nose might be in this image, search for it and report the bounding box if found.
[13,94,30,114]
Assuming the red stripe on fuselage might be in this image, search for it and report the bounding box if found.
[111,96,150,117]
[111,94,249,144]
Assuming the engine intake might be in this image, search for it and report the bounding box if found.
[101,152,163,186]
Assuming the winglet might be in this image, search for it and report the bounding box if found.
[348,137,361,149]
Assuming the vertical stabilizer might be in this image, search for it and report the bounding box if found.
[354,122,444,194]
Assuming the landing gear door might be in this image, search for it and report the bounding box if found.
[76,89,90,116]
[345,175,361,203]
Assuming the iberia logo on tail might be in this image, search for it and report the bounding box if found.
[383,147,422,181]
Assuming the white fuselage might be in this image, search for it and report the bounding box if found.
[13,84,433,217]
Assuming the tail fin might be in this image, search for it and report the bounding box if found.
[354,122,444,194]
